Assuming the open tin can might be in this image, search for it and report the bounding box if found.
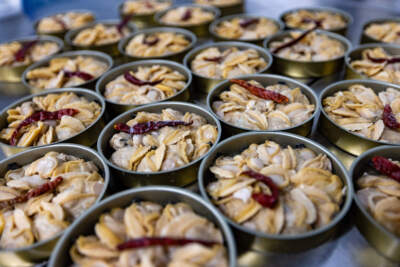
[279,6,353,36]
[207,74,319,137]
[47,186,237,267]
[319,79,400,156]
[154,4,220,38]
[0,35,64,96]
[118,0,173,29]
[95,59,192,116]
[198,131,352,253]
[263,29,351,78]
[22,50,113,94]
[65,20,136,58]
[0,143,110,267]
[209,14,284,46]
[345,43,400,82]
[97,101,221,188]
[360,17,400,44]
[0,88,106,157]
[118,27,197,63]
[183,41,272,93]
[350,145,400,262]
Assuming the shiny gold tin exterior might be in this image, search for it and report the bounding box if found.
[95,59,192,116]
[0,88,106,157]
[97,101,221,188]
[207,74,319,137]
[22,50,113,94]
[118,0,173,29]
[154,4,220,38]
[183,41,272,93]
[0,35,64,96]
[198,131,352,253]
[65,20,136,58]
[199,1,243,16]
[279,7,353,36]
[0,143,110,267]
[263,29,351,78]
[209,14,284,46]
[319,79,400,156]
[350,146,400,262]
[118,27,197,63]
[48,186,236,267]
[360,17,400,44]
[345,43,400,81]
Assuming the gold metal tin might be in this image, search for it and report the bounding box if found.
[95,59,192,116]
[33,9,96,41]
[97,101,221,188]
[0,88,106,157]
[360,17,400,44]
[0,35,64,96]
[319,79,400,156]
[48,186,236,267]
[65,20,136,58]
[345,43,400,81]
[350,146,400,262]
[118,27,197,63]
[209,14,284,46]
[279,6,353,36]
[0,143,110,267]
[118,0,173,29]
[183,41,272,93]
[22,50,113,94]
[264,29,351,78]
[154,4,221,38]
[198,131,352,253]
[198,1,243,16]
[206,74,319,137]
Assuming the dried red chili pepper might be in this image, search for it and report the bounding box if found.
[114,120,193,135]
[367,53,400,64]
[63,70,94,81]
[204,56,223,63]
[271,25,318,54]
[239,18,259,28]
[10,108,79,146]
[117,15,132,34]
[142,36,159,46]
[14,40,38,62]
[144,1,154,8]
[117,237,218,250]
[0,177,63,209]
[124,71,163,86]
[242,169,279,208]
[382,104,400,129]
[181,9,192,21]
[230,79,289,104]
[372,156,400,183]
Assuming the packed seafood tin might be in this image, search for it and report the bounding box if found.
[207,74,319,137]
[48,186,236,267]
[319,79,400,156]
[97,101,221,188]
[183,41,272,93]
[118,0,173,29]
[118,27,197,63]
[198,131,352,253]
[0,143,110,267]
[209,14,284,46]
[65,20,136,58]
[279,7,353,36]
[154,4,220,38]
[345,43,400,81]
[360,17,400,44]
[0,35,64,96]
[95,60,192,116]
[350,146,400,262]
[0,88,106,157]
[22,50,113,94]
[263,29,351,78]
